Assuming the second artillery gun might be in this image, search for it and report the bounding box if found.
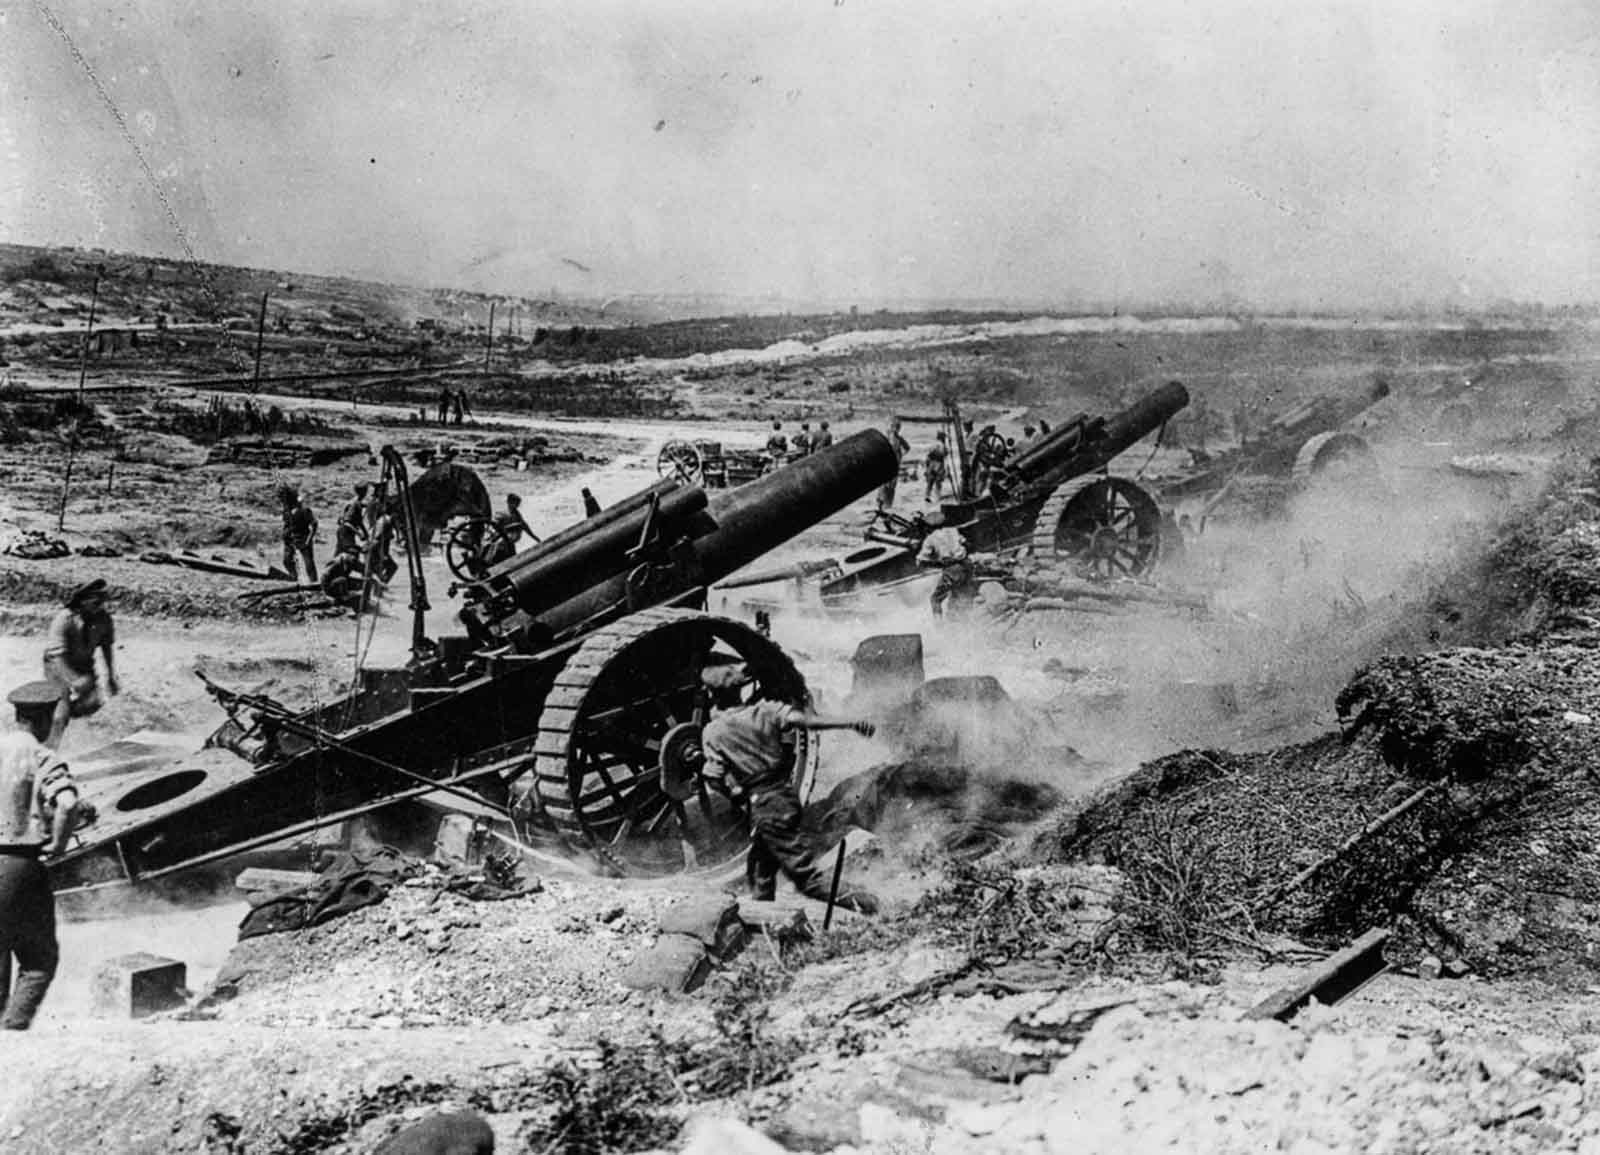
[48,432,898,893]
[725,381,1191,606]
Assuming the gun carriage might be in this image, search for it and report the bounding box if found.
[49,433,897,892]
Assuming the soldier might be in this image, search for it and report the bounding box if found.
[437,386,452,425]
[42,579,119,748]
[916,522,977,617]
[813,420,834,451]
[320,549,381,615]
[1022,422,1038,445]
[335,483,371,557]
[0,682,85,1030]
[485,493,535,568]
[923,431,950,504]
[700,665,879,914]
[877,418,911,510]
[279,486,319,583]
[764,421,788,466]
[793,422,813,456]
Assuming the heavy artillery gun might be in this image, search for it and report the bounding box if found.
[1157,378,1391,523]
[780,382,1189,604]
[48,433,898,893]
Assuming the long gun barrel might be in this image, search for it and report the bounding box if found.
[1000,380,1189,496]
[462,429,897,645]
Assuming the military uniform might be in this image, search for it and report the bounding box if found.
[702,700,829,902]
[43,596,114,719]
[0,683,79,1030]
[917,526,974,617]
[281,497,319,582]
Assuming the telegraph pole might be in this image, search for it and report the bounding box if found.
[75,267,102,403]
[251,290,269,390]
[483,300,497,373]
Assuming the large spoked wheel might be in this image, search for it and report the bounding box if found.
[531,607,810,875]
[1291,432,1377,488]
[444,517,515,581]
[1032,472,1164,579]
[973,428,1010,471]
[657,440,705,486]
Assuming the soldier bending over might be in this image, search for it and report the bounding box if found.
[701,665,879,914]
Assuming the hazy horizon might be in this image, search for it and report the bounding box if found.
[3,1,1596,312]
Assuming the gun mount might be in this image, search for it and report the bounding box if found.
[49,432,897,892]
[858,381,1189,585]
[1158,378,1391,519]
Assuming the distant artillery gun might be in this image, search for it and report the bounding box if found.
[713,384,1190,614]
[657,437,797,489]
[47,433,897,895]
[1156,379,1391,526]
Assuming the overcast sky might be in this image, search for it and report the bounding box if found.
[2,0,1595,309]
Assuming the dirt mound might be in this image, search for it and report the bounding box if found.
[1027,460,1600,985]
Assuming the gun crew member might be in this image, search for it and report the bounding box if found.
[701,665,880,915]
[0,682,88,1030]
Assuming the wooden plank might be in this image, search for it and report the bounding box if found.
[1244,927,1391,1022]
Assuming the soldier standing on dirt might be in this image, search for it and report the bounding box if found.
[279,486,319,583]
[437,386,452,425]
[452,390,470,426]
[765,421,788,466]
[335,483,370,557]
[877,418,911,511]
[699,665,879,914]
[923,431,950,504]
[793,422,813,456]
[42,579,118,748]
[0,681,85,1030]
[813,420,834,452]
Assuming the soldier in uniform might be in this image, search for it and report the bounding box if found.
[877,418,911,511]
[335,483,371,557]
[793,422,813,456]
[484,493,535,568]
[43,578,119,748]
[279,486,319,583]
[923,431,950,504]
[764,421,789,468]
[916,522,977,617]
[0,682,85,1030]
[700,665,879,914]
[812,420,834,451]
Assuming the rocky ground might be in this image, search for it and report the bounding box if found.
[2,302,1600,1152]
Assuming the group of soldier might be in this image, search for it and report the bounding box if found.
[763,419,835,464]
[1,576,118,1029]
[276,482,400,615]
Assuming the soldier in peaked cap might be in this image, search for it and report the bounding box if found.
[699,663,881,915]
[42,578,118,748]
[0,681,84,1029]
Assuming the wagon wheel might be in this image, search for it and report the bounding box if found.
[972,428,1009,471]
[657,440,705,486]
[1031,472,1164,579]
[444,517,514,581]
[531,607,810,875]
[1291,432,1377,488]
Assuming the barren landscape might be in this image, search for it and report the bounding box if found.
[2,239,1600,1153]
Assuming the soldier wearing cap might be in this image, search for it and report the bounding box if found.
[43,578,118,747]
[0,681,85,1029]
[700,664,880,914]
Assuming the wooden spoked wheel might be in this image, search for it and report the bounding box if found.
[657,440,705,486]
[1031,473,1164,579]
[531,607,810,874]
